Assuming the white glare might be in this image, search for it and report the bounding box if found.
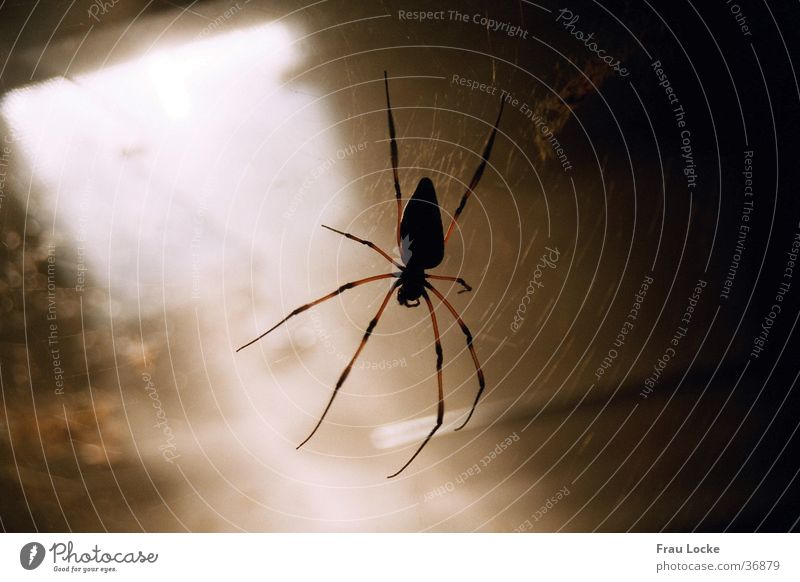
[148,55,193,119]
[0,19,345,314]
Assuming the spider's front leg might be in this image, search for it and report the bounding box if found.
[443,98,504,243]
[321,224,404,270]
[236,273,399,352]
[384,71,403,248]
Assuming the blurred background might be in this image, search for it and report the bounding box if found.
[1,0,799,532]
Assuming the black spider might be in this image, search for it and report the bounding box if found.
[238,72,504,477]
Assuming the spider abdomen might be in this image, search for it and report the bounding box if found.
[400,177,445,272]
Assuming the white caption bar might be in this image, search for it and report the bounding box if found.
[1,533,797,581]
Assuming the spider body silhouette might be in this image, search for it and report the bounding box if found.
[396,177,444,307]
[238,72,504,477]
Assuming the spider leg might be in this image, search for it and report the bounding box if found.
[236,273,399,352]
[424,282,485,431]
[426,274,472,294]
[297,280,400,449]
[321,224,404,269]
[387,289,443,478]
[384,71,403,248]
[443,99,505,243]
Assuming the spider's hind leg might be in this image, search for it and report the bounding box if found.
[425,282,485,431]
[297,280,400,449]
[387,289,444,478]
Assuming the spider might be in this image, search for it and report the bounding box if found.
[238,72,504,477]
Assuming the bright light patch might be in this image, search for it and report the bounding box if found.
[0,19,345,312]
[148,54,194,119]
[144,23,295,119]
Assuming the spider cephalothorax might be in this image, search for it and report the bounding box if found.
[397,269,425,307]
[238,72,503,477]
